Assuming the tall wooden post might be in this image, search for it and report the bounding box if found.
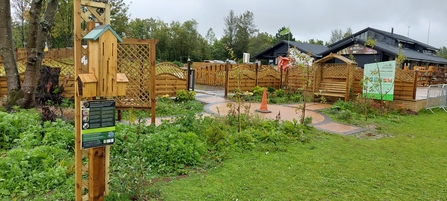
[413,70,418,100]
[224,62,229,98]
[255,63,259,86]
[73,0,83,200]
[150,39,157,125]
[187,58,191,91]
[280,67,283,89]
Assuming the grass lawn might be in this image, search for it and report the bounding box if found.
[156,111,447,200]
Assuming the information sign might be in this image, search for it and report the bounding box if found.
[363,61,396,101]
[81,100,116,149]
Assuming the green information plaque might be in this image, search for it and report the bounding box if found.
[81,100,116,149]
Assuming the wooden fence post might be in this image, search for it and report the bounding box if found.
[255,63,259,86]
[280,67,283,89]
[225,62,229,98]
[187,59,191,91]
[412,70,418,100]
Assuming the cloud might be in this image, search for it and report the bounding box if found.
[126,0,447,48]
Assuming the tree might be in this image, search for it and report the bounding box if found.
[51,0,73,48]
[0,0,21,105]
[109,0,130,37]
[437,46,447,59]
[222,10,258,60]
[205,28,215,45]
[248,32,274,56]
[307,38,324,45]
[17,0,59,108]
[11,0,30,47]
[222,10,238,48]
[211,39,228,60]
[127,18,153,39]
[274,26,295,43]
[233,10,258,59]
[329,27,352,45]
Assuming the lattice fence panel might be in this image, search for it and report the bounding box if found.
[395,68,414,82]
[115,42,151,109]
[322,64,348,79]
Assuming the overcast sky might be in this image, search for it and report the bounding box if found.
[124,0,447,48]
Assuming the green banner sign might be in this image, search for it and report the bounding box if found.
[81,100,116,149]
[363,60,396,101]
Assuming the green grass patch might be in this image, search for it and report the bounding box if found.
[154,111,447,200]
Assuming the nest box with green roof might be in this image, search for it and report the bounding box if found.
[77,24,128,98]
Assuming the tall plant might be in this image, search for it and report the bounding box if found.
[286,47,315,124]
[361,37,406,120]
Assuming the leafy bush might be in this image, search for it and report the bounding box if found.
[274,89,285,98]
[172,61,184,67]
[113,123,206,175]
[0,109,41,150]
[251,86,265,96]
[175,90,196,102]
[0,146,72,198]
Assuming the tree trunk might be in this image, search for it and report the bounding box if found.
[0,0,22,107]
[17,0,59,108]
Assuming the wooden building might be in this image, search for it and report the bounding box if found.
[252,40,328,65]
[319,27,447,68]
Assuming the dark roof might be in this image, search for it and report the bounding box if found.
[321,38,447,65]
[329,27,438,51]
[252,40,328,59]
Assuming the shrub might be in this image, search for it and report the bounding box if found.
[172,61,184,67]
[274,89,285,98]
[175,90,196,102]
[251,86,265,96]
[0,109,41,150]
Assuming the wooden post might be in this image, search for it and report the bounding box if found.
[413,70,418,100]
[224,62,229,98]
[89,147,106,200]
[149,39,157,125]
[73,0,83,200]
[187,59,191,91]
[280,67,283,89]
[255,63,259,86]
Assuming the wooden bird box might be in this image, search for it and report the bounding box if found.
[83,24,125,97]
[116,73,129,96]
[77,73,98,98]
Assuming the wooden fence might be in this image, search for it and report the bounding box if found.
[194,61,447,101]
[193,62,284,94]
[353,67,417,100]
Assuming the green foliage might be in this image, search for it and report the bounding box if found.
[60,98,74,108]
[172,61,184,67]
[0,114,74,200]
[175,90,196,102]
[437,46,447,59]
[0,109,41,150]
[274,88,285,97]
[251,86,265,96]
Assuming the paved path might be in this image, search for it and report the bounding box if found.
[147,91,364,135]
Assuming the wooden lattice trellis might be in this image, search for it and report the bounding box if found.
[322,63,349,79]
[115,39,153,109]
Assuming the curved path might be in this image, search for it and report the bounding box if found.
[145,90,363,135]
[196,93,364,135]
